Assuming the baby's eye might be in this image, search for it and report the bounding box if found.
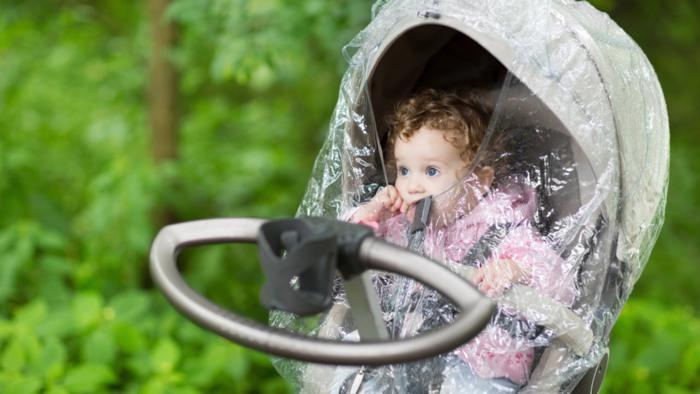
[426,166,440,177]
[399,166,409,176]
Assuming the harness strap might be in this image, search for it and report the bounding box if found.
[406,196,432,253]
[461,223,515,268]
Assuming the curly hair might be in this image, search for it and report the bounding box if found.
[385,89,492,171]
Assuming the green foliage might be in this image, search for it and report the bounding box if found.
[601,300,700,393]
[0,290,286,393]
[0,0,371,391]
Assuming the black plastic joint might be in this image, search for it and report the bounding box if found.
[257,218,373,316]
[293,217,374,280]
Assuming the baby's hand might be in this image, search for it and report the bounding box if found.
[354,186,404,222]
[474,259,522,297]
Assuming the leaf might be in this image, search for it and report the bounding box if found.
[35,227,67,251]
[0,373,42,394]
[141,377,166,394]
[141,371,186,394]
[109,290,151,324]
[261,377,293,394]
[82,329,116,365]
[62,364,115,393]
[15,300,47,326]
[657,385,695,394]
[0,320,13,342]
[71,292,103,331]
[0,236,31,305]
[37,308,74,339]
[126,352,152,379]
[38,336,67,382]
[1,338,25,373]
[151,337,181,374]
[45,387,70,394]
[170,386,200,394]
[182,341,238,387]
[16,329,42,373]
[678,341,700,386]
[111,321,146,354]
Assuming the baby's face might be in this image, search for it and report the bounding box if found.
[393,126,468,205]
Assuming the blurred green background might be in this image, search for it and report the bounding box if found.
[0,1,697,393]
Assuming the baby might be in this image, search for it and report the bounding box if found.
[344,89,577,392]
[350,88,520,296]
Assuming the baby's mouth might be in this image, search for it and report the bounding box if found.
[403,198,422,206]
[405,195,431,207]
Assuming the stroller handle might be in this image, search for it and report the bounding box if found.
[150,218,496,365]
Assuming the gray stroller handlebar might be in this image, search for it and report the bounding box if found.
[149,218,496,365]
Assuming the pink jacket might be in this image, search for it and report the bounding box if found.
[348,181,577,385]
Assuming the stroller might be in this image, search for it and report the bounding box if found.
[150,0,669,393]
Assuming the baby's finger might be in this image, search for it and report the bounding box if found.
[401,201,412,215]
[389,187,401,208]
[382,191,396,209]
[381,195,393,209]
[391,195,403,212]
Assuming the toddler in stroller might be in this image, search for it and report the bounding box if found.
[324,88,578,393]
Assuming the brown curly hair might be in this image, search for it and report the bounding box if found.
[385,89,492,173]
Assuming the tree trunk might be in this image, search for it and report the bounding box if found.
[147,0,178,287]
[148,0,178,163]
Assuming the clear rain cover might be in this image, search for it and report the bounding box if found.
[270,0,669,393]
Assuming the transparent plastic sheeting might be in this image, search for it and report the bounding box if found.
[270,0,669,393]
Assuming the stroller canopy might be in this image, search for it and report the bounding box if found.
[280,0,669,392]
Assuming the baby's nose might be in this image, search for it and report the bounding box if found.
[408,179,425,194]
